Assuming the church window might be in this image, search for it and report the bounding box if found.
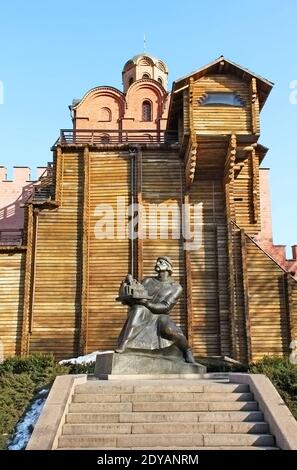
[142,100,152,121]
[129,77,134,87]
[142,73,150,79]
[158,77,163,86]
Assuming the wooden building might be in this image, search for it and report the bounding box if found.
[0,54,296,363]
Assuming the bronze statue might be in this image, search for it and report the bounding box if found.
[116,256,196,363]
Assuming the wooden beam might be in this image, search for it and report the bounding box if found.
[224,136,239,359]
[136,148,143,280]
[250,148,259,224]
[185,137,198,188]
[20,204,34,355]
[250,78,260,134]
[80,145,90,355]
[183,191,194,348]
[227,222,237,359]
[224,134,237,221]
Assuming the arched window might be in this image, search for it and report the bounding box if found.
[158,77,163,86]
[99,107,112,122]
[129,77,134,87]
[142,73,150,79]
[142,100,152,121]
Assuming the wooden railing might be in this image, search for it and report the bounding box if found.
[0,229,23,246]
[54,129,179,146]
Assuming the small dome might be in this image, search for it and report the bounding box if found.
[122,53,169,92]
[123,53,168,73]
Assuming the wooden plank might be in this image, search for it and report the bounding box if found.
[136,149,143,280]
[183,192,193,348]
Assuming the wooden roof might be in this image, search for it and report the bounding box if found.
[167,56,274,128]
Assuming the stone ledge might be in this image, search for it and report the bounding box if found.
[229,373,297,450]
[94,351,207,377]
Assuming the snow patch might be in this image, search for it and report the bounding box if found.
[8,389,49,451]
[59,350,113,365]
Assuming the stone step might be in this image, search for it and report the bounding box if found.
[62,421,268,435]
[66,410,264,424]
[69,402,133,413]
[132,401,258,412]
[58,433,275,448]
[72,392,254,403]
[75,382,249,394]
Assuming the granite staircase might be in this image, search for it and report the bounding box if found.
[57,378,278,450]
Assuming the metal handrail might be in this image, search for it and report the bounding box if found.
[55,129,178,145]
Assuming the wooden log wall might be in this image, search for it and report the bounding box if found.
[233,149,261,234]
[0,251,25,357]
[28,152,83,359]
[86,151,131,353]
[141,150,186,331]
[193,75,251,135]
[244,236,291,361]
[188,178,230,357]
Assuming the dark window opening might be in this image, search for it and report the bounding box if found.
[142,100,152,121]
[201,92,245,107]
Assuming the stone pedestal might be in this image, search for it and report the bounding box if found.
[94,347,207,378]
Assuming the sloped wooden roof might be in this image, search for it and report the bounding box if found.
[168,56,274,129]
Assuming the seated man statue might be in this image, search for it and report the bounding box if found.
[116,256,196,364]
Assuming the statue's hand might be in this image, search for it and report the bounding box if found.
[137,298,149,306]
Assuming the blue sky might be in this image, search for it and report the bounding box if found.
[0,0,296,251]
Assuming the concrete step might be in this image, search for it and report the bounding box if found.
[66,410,264,424]
[58,433,275,448]
[69,402,133,413]
[62,421,268,435]
[75,382,250,394]
[72,392,254,403]
[132,401,258,412]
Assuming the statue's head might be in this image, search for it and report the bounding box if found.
[154,256,173,275]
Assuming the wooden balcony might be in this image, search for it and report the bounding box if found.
[53,129,179,146]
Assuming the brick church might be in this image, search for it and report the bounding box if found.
[0,53,296,363]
